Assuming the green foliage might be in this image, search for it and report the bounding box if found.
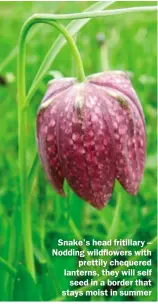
[0,1,157,302]
[12,264,41,301]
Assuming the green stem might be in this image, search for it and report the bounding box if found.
[52,21,85,82]
[17,17,85,281]
[19,17,85,87]
[30,6,156,23]
[18,20,36,280]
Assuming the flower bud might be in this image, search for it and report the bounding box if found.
[36,71,146,209]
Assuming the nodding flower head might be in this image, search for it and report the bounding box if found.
[36,71,146,209]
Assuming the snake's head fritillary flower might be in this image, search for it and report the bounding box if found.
[36,71,146,209]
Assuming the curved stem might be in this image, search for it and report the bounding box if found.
[51,20,85,82]
[18,19,34,280]
[18,17,85,281]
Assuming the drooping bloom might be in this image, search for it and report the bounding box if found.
[36,71,146,209]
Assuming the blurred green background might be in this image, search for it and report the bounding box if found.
[0,1,157,302]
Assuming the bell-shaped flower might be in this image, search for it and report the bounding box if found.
[36,71,146,209]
